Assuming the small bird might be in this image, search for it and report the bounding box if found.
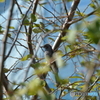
[40,44,59,93]
[41,44,58,74]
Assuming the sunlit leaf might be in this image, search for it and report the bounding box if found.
[0,0,5,2]
[73,81,85,85]
[33,23,40,27]
[33,28,42,33]
[78,73,84,78]
[61,36,67,41]
[53,52,64,68]
[17,88,27,96]
[31,63,40,69]
[94,8,100,17]
[67,29,77,43]
[70,76,83,79]
[9,26,15,29]
[21,54,32,61]
[59,78,69,85]
[34,65,50,76]
[76,11,85,16]
[90,3,96,9]
[61,91,67,97]
[40,22,45,28]
[38,89,55,100]
[51,29,61,33]
[27,78,44,95]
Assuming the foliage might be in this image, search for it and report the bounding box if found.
[0,0,100,100]
[0,0,5,2]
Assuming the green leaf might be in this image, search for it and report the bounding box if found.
[0,26,4,33]
[33,24,40,27]
[72,81,85,85]
[90,3,96,9]
[0,25,2,31]
[17,88,27,96]
[23,19,30,26]
[61,36,67,41]
[51,29,61,33]
[70,76,83,79]
[76,11,85,16]
[40,22,45,28]
[27,78,43,95]
[94,8,100,17]
[33,28,42,33]
[0,0,5,2]
[45,28,50,32]
[87,19,100,44]
[48,37,55,41]
[9,26,15,29]
[59,78,69,85]
[20,54,32,61]
[39,2,48,6]
[31,63,40,69]
[77,73,84,77]
[67,0,73,2]
[7,33,11,37]
[61,91,67,97]
[4,68,9,73]
[31,14,37,22]
[67,29,77,43]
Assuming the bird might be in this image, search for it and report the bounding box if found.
[39,44,60,95]
[41,44,58,74]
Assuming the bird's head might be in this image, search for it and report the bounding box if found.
[41,44,52,51]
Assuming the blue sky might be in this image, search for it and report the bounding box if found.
[0,0,10,14]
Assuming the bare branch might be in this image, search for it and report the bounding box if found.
[68,10,96,25]
[4,1,33,60]
[0,0,15,98]
[27,0,39,56]
[53,0,80,50]
[24,0,39,80]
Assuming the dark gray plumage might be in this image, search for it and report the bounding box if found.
[42,44,58,73]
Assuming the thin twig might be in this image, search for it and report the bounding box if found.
[24,0,39,81]
[4,1,33,60]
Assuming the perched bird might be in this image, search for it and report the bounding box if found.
[41,44,58,74]
[40,44,59,94]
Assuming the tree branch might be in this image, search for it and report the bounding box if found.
[24,0,39,80]
[53,0,80,50]
[27,0,39,56]
[4,0,33,60]
[0,0,15,99]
